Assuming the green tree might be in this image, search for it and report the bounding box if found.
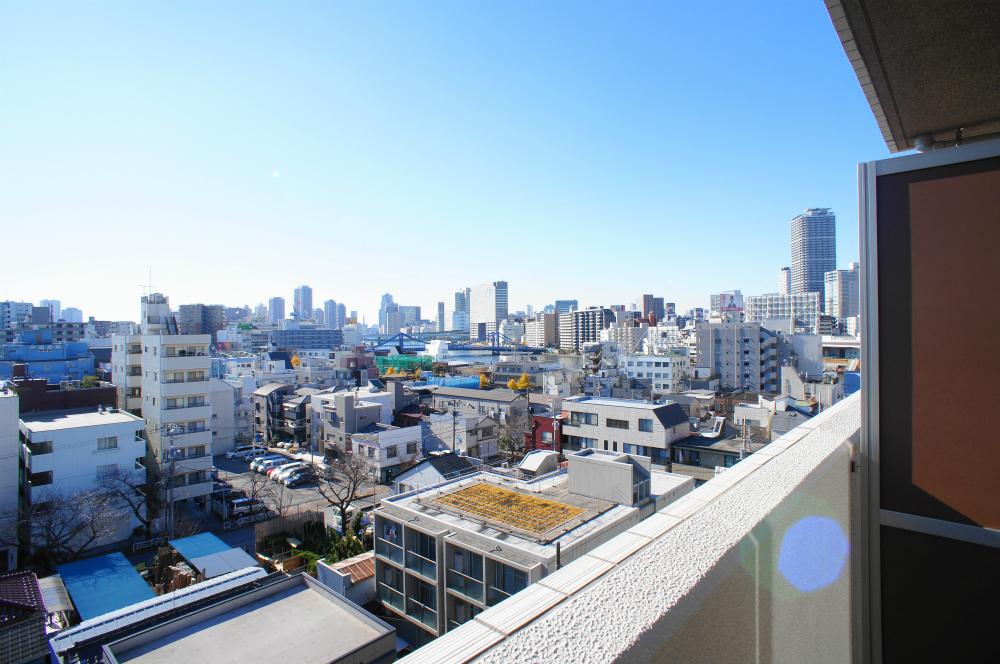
[81,375,101,388]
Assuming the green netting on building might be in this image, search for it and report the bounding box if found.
[375,355,433,372]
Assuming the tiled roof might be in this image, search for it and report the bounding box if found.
[329,552,375,583]
[0,571,45,623]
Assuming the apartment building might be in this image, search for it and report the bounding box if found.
[600,319,649,354]
[790,207,837,295]
[824,262,860,321]
[621,350,691,396]
[523,313,558,348]
[111,294,215,505]
[252,382,295,443]
[743,291,821,334]
[20,407,146,545]
[694,320,782,393]
[560,396,689,466]
[374,450,692,646]
[558,307,615,351]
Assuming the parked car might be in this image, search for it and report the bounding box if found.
[230,497,266,516]
[282,469,315,487]
[226,445,258,460]
[243,448,271,462]
[250,454,285,472]
[272,462,308,482]
[256,457,289,473]
[277,441,295,449]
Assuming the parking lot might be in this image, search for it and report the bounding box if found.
[212,449,391,520]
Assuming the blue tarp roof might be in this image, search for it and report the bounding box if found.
[57,552,155,620]
[169,533,230,561]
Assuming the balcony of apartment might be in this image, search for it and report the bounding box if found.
[159,380,209,398]
[400,393,860,663]
[158,354,210,371]
[160,405,211,425]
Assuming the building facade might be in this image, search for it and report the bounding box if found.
[558,307,614,351]
[823,262,860,320]
[743,292,821,334]
[469,281,508,341]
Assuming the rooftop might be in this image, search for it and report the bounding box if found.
[427,386,524,402]
[433,482,585,537]
[57,552,156,621]
[20,407,142,432]
[0,570,45,624]
[106,574,393,664]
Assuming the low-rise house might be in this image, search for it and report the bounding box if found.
[352,425,423,483]
[422,412,499,460]
[0,570,47,664]
[393,452,481,494]
[426,387,528,420]
[252,382,294,443]
[316,551,377,607]
[560,396,689,467]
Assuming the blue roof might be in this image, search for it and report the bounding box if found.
[57,553,155,620]
[169,533,230,561]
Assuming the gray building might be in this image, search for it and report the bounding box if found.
[694,320,782,393]
[324,299,339,330]
[790,208,836,295]
[373,451,692,645]
[270,327,343,351]
[268,296,285,324]
[293,285,313,320]
[436,301,445,332]
[554,299,578,315]
[177,304,226,340]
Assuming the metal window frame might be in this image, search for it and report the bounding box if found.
[859,135,1000,664]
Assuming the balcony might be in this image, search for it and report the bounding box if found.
[400,393,860,663]
[405,597,439,632]
[405,550,437,580]
[446,569,484,603]
[378,583,405,612]
[375,538,404,565]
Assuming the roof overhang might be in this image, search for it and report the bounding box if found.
[826,0,1000,152]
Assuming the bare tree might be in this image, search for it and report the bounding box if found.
[99,466,159,538]
[9,489,122,566]
[313,455,373,535]
[498,408,532,462]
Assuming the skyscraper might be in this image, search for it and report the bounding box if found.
[268,297,285,323]
[452,288,470,333]
[293,285,313,320]
[324,300,338,329]
[554,300,578,315]
[40,299,61,322]
[778,267,791,295]
[339,304,348,328]
[640,295,665,322]
[437,301,445,332]
[469,281,508,341]
[790,208,836,295]
[379,293,395,333]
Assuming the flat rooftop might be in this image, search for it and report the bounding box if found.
[111,579,389,664]
[57,553,155,621]
[20,407,142,432]
[433,482,584,536]
[565,396,668,410]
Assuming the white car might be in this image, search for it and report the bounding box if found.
[242,448,271,462]
[256,457,289,474]
[250,455,284,472]
[226,445,257,460]
[271,462,308,482]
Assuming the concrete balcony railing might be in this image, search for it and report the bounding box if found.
[401,393,860,664]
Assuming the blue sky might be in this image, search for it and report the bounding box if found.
[0,1,889,323]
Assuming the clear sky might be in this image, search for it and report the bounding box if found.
[0,1,889,323]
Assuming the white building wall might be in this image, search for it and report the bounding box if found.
[0,391,19,570]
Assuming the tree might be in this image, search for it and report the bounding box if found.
[479,372,491,389]
[99,466,159,538]
[313,455,373,536]
[385,366,396,375]
[290,354,301,368]
[506,378,518,391]
[1,489,121,568]
[514,372,532,391]
[81,375,101,388]
[498,409,532,462]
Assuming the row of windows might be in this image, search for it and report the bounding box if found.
[361,441,419,460]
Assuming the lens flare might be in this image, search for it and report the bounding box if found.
[778,515,848,592]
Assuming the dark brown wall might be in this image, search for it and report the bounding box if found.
[10,378,118,414]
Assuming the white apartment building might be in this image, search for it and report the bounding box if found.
[352,426,424,483]
[20,407,146,545]
[743,292,821,334]
[560,396,691,465]
[111,294,214,505]
[524,313,558,348]
[0,388,18,571]
[824,262,860,320]
[621,350,691,396]
[600,320,649,354]
[468,281,508,341]
[559,307,614,351]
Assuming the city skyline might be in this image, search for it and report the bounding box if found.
[1,2,881,322]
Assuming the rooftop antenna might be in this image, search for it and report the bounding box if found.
[137,267,156,297]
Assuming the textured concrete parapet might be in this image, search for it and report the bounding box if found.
[401,393,860,664]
